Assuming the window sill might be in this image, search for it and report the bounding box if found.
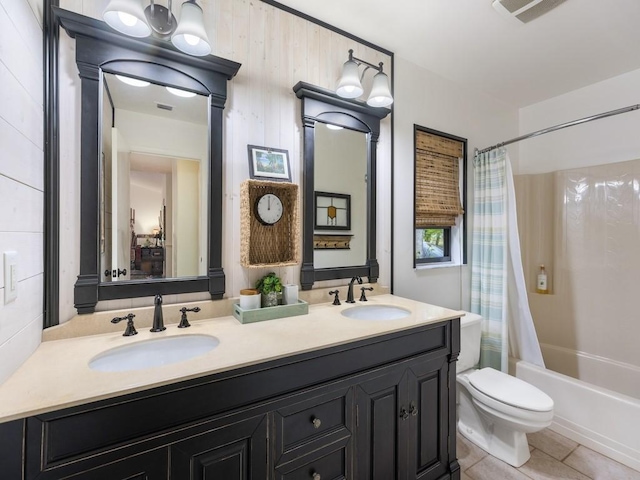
[415,262,464,271]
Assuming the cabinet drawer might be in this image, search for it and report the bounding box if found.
[275,386,353,458]
[276,446,346,480]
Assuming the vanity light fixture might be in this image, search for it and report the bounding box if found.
[336,49,393,108]
[103,0,212,57]
[166,86,197,97]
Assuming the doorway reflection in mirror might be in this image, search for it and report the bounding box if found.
[101,73,208,282]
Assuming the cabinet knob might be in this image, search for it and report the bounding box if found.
[399,407,409,420]
[312,473,321,480]
[409,402,418,416]
[312,417,322,429]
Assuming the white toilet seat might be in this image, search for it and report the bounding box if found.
[458,369,554,424]
[468,368,554,412]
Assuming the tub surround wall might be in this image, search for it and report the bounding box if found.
[0,0,44,383]
[57,0,392,322]
[515,160,640,400]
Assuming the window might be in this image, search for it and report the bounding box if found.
[414,126,467,266]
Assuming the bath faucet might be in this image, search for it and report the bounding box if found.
[346,276,363,303]
[151,294,166,332]
[111,313,137,336]
[178,306,201,328]
[329,290,341,305]
[359,287,374,302]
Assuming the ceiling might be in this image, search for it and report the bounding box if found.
[273,0,640,107]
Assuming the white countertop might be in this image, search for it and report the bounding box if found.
[0,295,462,423]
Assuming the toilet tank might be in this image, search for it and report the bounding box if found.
[457,312,482,373]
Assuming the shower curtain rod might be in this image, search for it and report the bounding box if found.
[475,103,640,156]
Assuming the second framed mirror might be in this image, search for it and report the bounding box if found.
[294,82,390,290]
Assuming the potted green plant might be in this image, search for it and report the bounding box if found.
[255,272,283,307]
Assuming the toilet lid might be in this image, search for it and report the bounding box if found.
[468,368,554,412]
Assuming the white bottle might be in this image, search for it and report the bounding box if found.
[537,264,548,294]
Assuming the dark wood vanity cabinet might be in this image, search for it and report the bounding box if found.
[5,319,460,480]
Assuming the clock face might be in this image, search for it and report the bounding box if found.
[256,193,283,225]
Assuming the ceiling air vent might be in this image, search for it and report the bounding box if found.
[492,0,567,23]
[156,102,174,111]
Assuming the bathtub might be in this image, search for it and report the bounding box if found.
[515,359,640,472]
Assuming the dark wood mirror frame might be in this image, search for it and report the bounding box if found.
[293,82,390,290]
[54,7,241,314]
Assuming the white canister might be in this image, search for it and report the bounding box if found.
[239,289,261,310]
[283,284,299,305]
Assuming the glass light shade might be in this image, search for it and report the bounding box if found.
[115,74,150,87]
[171,1,212,56]
[103,0,151,38]
[336,60,364,99]
[366,71,393,107]
[166,86,197,97]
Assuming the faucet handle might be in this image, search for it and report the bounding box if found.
[329,290,341,305]
[178,306,201,328]
[359,287,374,302]
[111,313,137,337]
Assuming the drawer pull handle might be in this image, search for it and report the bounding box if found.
[312,417,322,429]
[400,407,409,420]
[409,402,418,416]
[312,473,321,480]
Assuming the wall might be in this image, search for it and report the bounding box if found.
[58,0,392,320]
[0,0,44,383]
[393,56,519,310]
[515,68,640,395]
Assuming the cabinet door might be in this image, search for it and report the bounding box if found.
[171,414,268,480]
[406,356,450,480]
[58,448,168,479]
[354,365,410,480]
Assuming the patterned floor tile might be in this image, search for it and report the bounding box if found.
[564,446,640,480]
[466,455,531,480]
[528,428,579,461]
[518,449,590,480]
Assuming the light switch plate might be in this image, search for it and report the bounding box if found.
[4,251,18,304]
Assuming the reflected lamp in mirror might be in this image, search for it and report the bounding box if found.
[103,0,211,56]
[336,49,393,107]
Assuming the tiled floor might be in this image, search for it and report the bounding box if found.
[457,428,640,480]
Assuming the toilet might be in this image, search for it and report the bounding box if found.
[457,313,554,467]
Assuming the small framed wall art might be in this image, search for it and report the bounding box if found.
[247,145,291,182]
[314,191,351,230]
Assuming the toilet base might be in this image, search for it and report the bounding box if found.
[458,417,531,468]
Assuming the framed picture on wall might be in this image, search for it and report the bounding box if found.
[314,191,351,231]
[247,145,292,182]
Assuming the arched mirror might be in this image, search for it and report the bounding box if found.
[294,82,390,289]
[56,8,241,313]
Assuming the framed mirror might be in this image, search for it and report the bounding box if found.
[293,82,390,290]
[55,8,241,313]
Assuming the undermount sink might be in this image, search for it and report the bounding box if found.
[341,305,411,321]
[89,334,220,372]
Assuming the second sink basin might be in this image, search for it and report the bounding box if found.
[341,305,411,321]
[89,334,220,372]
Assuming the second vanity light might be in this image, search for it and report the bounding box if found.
[336,49,394,108]
[103,0,212,56]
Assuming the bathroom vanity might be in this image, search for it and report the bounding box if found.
[0,296,461,479]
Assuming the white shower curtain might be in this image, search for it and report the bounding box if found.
[472,148,544,371]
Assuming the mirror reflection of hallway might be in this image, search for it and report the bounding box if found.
[101,72,208,282]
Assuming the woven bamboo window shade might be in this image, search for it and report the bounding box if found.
[415,130,464,227]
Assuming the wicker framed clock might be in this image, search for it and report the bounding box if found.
[240,180,300,267]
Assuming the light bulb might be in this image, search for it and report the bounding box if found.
[184,34,200,46]
[343,85,355,93]
[118,11,138,27]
